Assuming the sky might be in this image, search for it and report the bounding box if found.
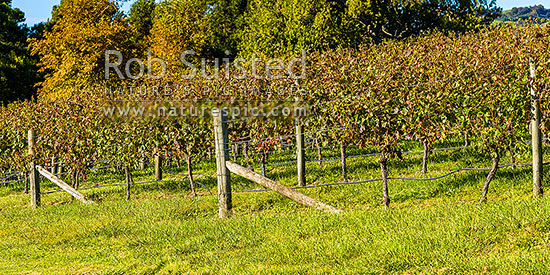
[12,0,135,26]
[10,0,550,27]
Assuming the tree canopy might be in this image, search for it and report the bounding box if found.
[128,0,155,55]
[0,0,38,103]
[29,0,133,98]
[0,0,503,99]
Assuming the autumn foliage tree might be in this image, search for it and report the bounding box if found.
[29,0,133,98]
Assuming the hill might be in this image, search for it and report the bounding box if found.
[497,5,550,22]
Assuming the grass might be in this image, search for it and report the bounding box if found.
[1,139,550,274]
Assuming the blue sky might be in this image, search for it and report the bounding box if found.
[12,0,134,26]
[11,0,550,27]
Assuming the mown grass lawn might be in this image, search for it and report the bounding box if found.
[1,140,550,274]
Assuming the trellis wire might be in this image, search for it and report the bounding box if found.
[0,135,528,186]
[40,176,212,196]
[234,162,541,194]
[222,126,345,146]
[247,144,473,168]
[0,178,25,185]
[229,130,544,168]
[0,142,486,185]
[0,172,21,181]
[163,170,213,195]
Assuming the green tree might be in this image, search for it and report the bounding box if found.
[0,0,38,103]
[203,0,247,58]
[128,0,155,54]
[237,0,500,57]
[347,0,501,42]
[238,0,362,58]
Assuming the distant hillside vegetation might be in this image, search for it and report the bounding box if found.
[497,5,550,22]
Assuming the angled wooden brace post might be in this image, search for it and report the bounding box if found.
[36,166,94,204]
[226,161,343,214]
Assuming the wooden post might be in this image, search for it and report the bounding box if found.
[154,153,162,181]
[57,164,64,176]
[28,130,40,208]
[296,119,306,186]
[226,161,343,214]
[36,166,93,204]
[530,59,543,197]
[213,110,232,218]
[50,156,57,174]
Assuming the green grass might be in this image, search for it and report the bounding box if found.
[1,140,550,274]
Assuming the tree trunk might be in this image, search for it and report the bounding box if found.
[24,172,29,194]
[139,155,146,170]
[165,152,171,167]
[125,166,132,201]
[73,171,80,202]
[380,152,390,210]
[232,144,238,162]
[296,122,306,187]
[71,170,76,187]
[509,141,516,169]
[464,133,469,148]
[316,137,323,168]
[261,151,266,176]
[480,156,499,203]
[186,156,196,197]
[75,171,80,190]
[421,140,430,174]
[70,170,77,202]
[340,142,347,182]
[243,143,249,162]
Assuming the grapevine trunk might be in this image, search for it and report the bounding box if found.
[480,156,500,203]
[380,152,390,210]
